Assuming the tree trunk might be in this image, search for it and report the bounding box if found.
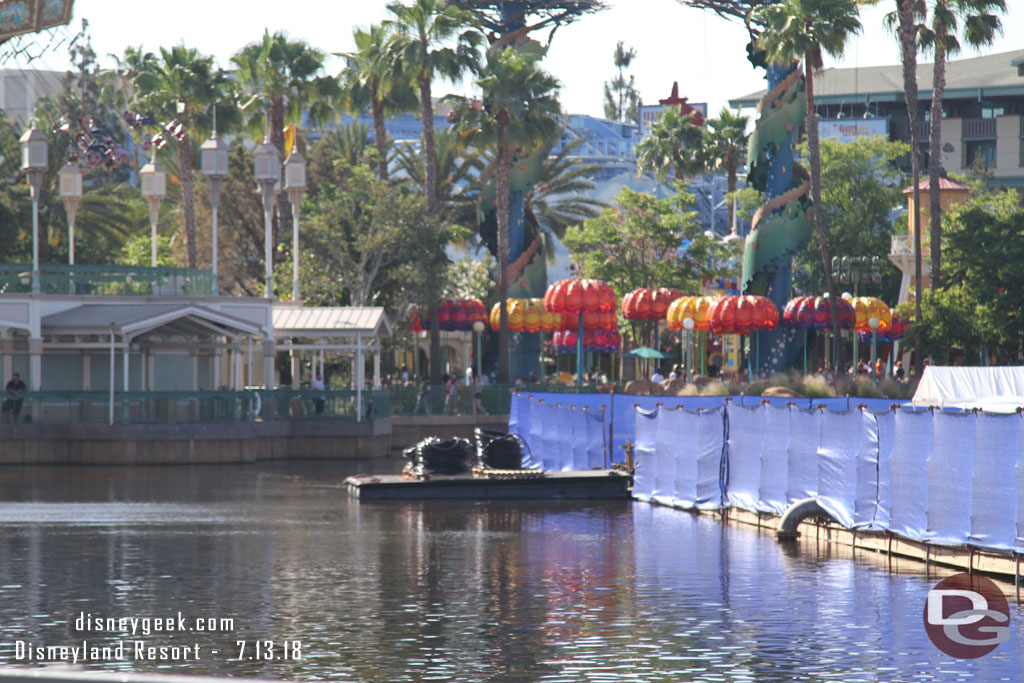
[178,134,198,268]
[370,82,390,181]
[929,17,947,288]
[271,96,289,272]
[429,304,441,384]
[898,0,925,380]
[726,163,737,232]
[496,136,511,384]
[806,57,844,375]
[419,71,438,216]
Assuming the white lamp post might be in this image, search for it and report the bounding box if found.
[58,161,83,265]
[140,148,167,268]
[253,135,280,298]
[20,121,48,292]
[868,316,880,380]
[283,147,306,302]
[201,118,229,295]
[683,317,695,381]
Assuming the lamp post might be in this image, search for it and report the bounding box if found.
[200,121,229,295]
[283,147,306,302]
[682,317,695,381]
[20,121,48,292]
[472,320,485,382]
[140,148,167,268]
[868,316,880,380]
[58,161,82,265]
[254,135,280,298]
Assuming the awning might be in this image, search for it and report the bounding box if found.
[273,305,392,340]
[42,303,262,339]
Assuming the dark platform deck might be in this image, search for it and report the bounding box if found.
[345,470,632,500]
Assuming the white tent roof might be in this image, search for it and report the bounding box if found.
[913,366,1024,413]
[272,305,392,339]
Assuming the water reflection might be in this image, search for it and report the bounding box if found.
[0,463,1019,681]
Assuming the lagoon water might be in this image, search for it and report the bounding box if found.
[0,462,1021,682]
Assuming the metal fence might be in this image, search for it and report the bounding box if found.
[386,383,603,416]
[0,263,213,296]
[0,389,391,425]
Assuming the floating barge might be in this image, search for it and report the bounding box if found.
[345,469,631,500]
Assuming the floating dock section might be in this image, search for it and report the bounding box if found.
[345,470,631,500]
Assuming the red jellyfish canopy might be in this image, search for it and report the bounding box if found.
[545,278,617,318]
[708,295,779,335]
[783,295,855,330]
[621,287,683,321]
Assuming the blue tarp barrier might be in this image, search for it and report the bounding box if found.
[632,407,659,502]
[696,407,727,508]
[817,410,863,529]
[926,411,975,545]
[971,412,1019,551]
[667,408,699,509]
[652,405,679,506]
[585,406,607,470]
[786,407,820,502]
[855,409,883,528]
[870,410,895,531]
[569,407,590,472]
[889,409,932,541]
[758,404,790,513]
[725,403,765,511]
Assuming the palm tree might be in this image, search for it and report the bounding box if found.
[524,136,604,264]
[635,107,705,181]
[386,0,482,384]
[921,0,1004,286]
[754,0,862,374]
[394,128,483,228]
[232,30,340,266]
[340,24,417,181]
[603,41,638,123]
[893,0,926,379]
[450,49,562,383]
[701,107,750,230]
[385,0,482,215]
[124,44,235,268]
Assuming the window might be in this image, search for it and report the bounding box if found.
[965,140,997,168]
[982,106,1005,119]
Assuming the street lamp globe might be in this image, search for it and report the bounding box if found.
[140,151,167,268]
[868,317,880,332]
[253,138,281,187]
[473,321,485,334]
[682,317,695,331]
[283,149,306,196]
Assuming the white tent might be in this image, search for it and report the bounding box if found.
[913,366,1024,413]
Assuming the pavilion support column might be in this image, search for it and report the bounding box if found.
[122,339,130,391]
[290,349,300,389]
[247,337,253,389]
[212,343,221,391]
[262,339,275,390]
[147,352,156,391]
[190,348,199,392]
[356,333,363,423]
[373,342,381,389]
[1,334,11,382]
[81,351,91,391]
[28,338,42,391]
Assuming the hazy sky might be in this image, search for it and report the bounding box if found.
[18,0,1024,118]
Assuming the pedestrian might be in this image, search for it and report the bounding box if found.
[400,365,409,384]
[2,372,26,423]
[875,357,884,378]
[444,374,459,415]
[311,375,326,415]
[651,367,665,383]
[894,360,905,382]
[472,375,487,416]
[413,378,431,415]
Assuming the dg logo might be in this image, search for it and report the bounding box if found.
[924,573,1011,659]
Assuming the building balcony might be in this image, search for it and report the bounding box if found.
[890,234,930,257]
[0,264,213,297]
[961,117,997,139]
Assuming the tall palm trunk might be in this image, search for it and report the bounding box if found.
[419,70,439,216]
[928,10,947,288]
[726,163,738,231]
[418,55,442,384]
[897,0,924,379]
[805,57,844,374]
[369,82,390,181]
[178,133,198,268]
[496,130,511,384]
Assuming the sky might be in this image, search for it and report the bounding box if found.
[14,0,1024,119]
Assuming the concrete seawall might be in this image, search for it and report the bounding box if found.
[0,418,393,465]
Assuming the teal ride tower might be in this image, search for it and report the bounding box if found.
[682,0,814,374]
